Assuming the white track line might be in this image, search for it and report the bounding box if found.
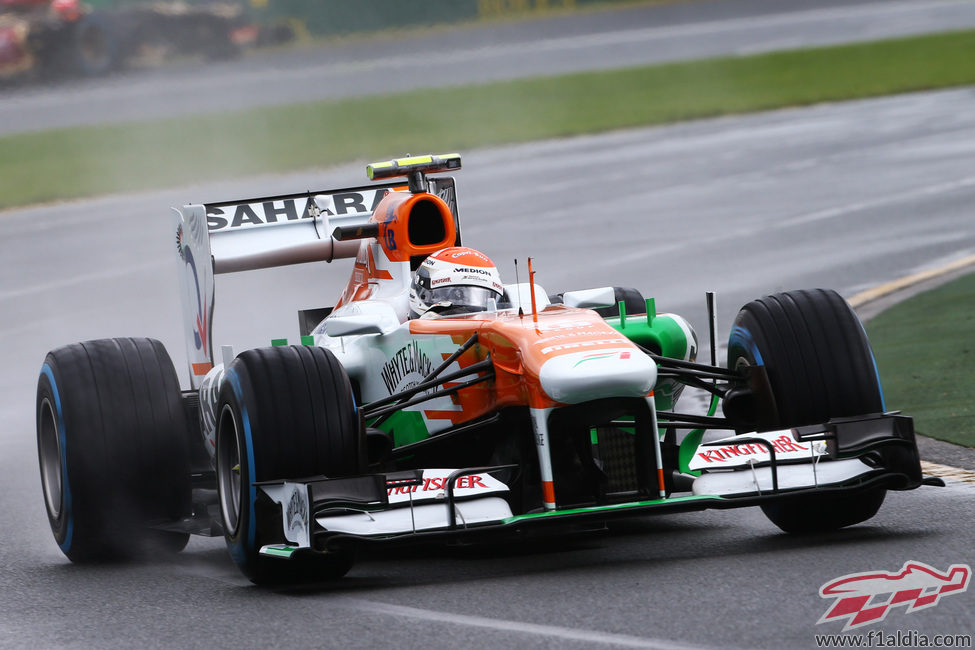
[0,260,166,302]
[341,598,715,650]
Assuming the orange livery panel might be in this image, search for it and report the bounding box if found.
[409,306,649,411]
[372,191,456,263]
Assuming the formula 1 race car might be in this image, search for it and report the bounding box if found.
[36,153,939,583]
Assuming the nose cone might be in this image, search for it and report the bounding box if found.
[538,348,657,404]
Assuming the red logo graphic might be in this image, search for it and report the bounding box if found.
[818,561,971,631]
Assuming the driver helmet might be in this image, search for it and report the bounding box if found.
[409,247,504,318]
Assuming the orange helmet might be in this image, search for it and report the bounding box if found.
[409,247,504,318]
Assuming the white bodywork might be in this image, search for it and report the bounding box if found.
[688,430,829,471]
[317,320,469,439]
[317,498,512,536]
[692,458,876,496]
[173,193,380,389]
[538,348,657,404]
[260,469,512,544]
[562,286,616,309]
[688,429,870,496]
[325,301,401,337]
[174,180,462,459]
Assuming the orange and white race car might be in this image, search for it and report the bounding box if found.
[36,154,939,583]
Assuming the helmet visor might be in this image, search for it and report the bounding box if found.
[425,285,499,315]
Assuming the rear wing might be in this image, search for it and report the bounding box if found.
[173,177,460,387]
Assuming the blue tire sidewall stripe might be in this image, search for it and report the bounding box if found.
[731,321,887,410]
[729,325,764,366]
[224,369,258,564]
[858,320,888,411]
[41,364,74,553]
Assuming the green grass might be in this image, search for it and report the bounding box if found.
[867,273,975,448]
[4,28,975,209]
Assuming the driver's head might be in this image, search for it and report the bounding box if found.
[410,247,504,318]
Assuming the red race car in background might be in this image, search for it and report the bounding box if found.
[1,0,279,80]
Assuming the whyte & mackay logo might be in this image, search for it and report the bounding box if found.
[818,561,971,631]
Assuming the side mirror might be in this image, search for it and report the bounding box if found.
[501,282,550,312]
[562,286,616,309]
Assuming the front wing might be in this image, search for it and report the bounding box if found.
[252,413,926,559]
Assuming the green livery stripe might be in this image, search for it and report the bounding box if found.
[678,394,720,475]
[608,313,688,361]
[501,494,719,524]
[374,410,430,447]
[259,545,297,558]
[573,352,616,368]
[608,311,689,412]
[678,429,705,476]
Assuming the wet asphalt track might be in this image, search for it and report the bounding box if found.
[3,0,975,134]
[3,0,975,647]
[2,87,975,648]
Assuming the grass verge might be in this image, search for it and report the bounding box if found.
[867,272,975,448]
[3,28,975,209]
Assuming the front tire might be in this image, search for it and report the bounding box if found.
[36,338,191,561]
[216,345,364,583]
[594,287,647,318]
[727,289,887,534]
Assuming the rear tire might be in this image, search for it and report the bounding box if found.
[216,345,364,584]
[726,289,887,533]
[36,338,191,561]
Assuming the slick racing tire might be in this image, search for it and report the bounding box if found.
[216,345,365,584]
[595,287,647,318]
[550,287,646,316]
[36,338,191,562]
[758,487,887,535]
[70,14,119,77]
[727,289,886,534]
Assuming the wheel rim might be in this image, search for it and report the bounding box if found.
[38,397,63,519]
[216,404,242,534]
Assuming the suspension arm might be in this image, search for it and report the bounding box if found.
[364,367,495,421]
